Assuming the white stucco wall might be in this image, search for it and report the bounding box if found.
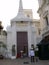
[7,22,37,58]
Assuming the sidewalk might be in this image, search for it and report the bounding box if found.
[0,57,49,65]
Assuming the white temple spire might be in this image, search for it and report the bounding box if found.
[18,0,23,12]
[11,0,32,22]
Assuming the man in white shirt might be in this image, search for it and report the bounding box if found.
[29,49,35,62]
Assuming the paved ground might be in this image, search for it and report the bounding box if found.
[0,57,49,65]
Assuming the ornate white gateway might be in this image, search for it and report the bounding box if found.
[7,0,37,59]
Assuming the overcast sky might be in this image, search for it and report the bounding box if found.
[0,0,40,30]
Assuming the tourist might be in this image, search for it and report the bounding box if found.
[29,48,35,62]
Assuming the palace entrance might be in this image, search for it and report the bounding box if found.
[17,32,28,58]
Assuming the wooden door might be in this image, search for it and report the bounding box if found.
[17,32,28,58]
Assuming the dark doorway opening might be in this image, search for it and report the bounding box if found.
[37,35,49,60]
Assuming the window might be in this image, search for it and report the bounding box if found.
[45,16,48,25]
[47,0,49,4]
[0,30,1,35]
[21,21,23,23]
[38,29,41,35]
[27,14,30,17]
